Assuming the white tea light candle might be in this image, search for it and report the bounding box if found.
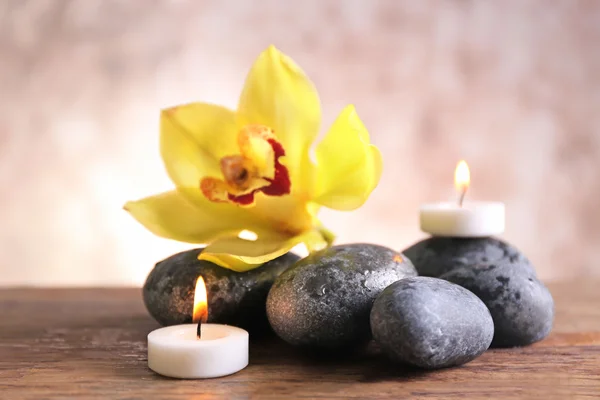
[147,324,248,379]
[420,202,505,237]
[147,277,249,379]
[420,161,505,237]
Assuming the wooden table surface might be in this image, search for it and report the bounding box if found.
[1,281,599,399]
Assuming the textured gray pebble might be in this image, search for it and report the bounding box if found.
[371,277,494,369]
[402,237,535,277]
[440,263,554,347]
[266,243,417,349]
[143,248,299,332]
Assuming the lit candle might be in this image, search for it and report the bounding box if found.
[419,160,505,237]
[147,276,249,379]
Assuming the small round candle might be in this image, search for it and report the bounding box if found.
[420,161,505,237]
[147,277,249,379]
[148,324,248,379]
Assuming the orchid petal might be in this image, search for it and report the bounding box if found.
[199,230,328,272]
[237,45,320,193]
[313,105,383,211]
[124,190,271,244]
[160,103,238,192]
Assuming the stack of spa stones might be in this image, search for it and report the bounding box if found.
[143,239,553,370]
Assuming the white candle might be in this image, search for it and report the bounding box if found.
[419,161,505,237]
[147,276,249,379]
[148,323,248,379]
[420,201,505,237]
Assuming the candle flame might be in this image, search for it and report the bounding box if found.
[193,276,208,323]
[455,160,470,207]
[454,160,470,192]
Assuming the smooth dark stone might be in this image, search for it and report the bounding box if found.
[440,263,554,347]
[371,277,494,369]
[402,237,535,277]
[143,248,299,332]
[266,243,417,349]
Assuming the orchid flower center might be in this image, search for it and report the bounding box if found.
[200,125,291,206]
[220,155,253,189]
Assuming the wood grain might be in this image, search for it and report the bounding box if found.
[1,281,599,399]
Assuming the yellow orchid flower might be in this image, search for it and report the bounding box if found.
[124,46,382,272]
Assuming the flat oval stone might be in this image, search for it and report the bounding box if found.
[402,237,535,277]
[440,263,554,347]
[266,243,417,349]
[371,277,494,369]
[143,248,299,332]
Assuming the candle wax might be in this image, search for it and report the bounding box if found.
[147,324,248,379]
[420,202,505,237]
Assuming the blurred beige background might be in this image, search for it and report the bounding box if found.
[1,0,599,286]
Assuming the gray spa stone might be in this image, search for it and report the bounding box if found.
[370,277,494,369]
[440,263,554,347]
[402,237,535,277]
[143,248,299,332]
[266,243,417,349]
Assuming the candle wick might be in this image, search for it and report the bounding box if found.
[195,311,207,340]
[458,188,467,208]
